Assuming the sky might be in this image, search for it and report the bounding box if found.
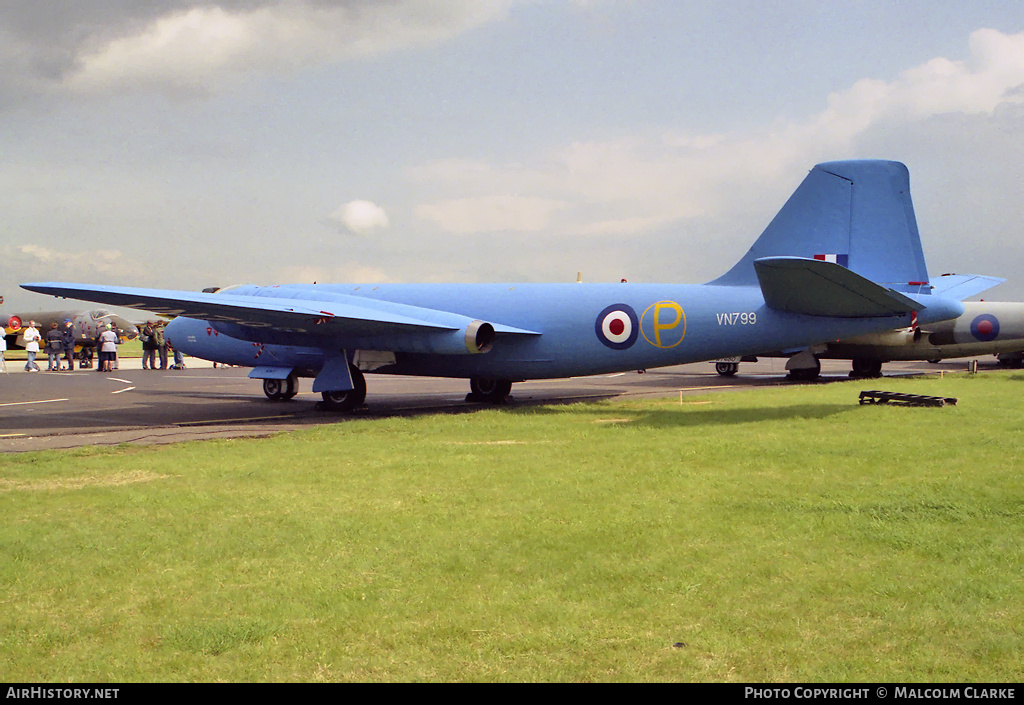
[3,0,1024,313]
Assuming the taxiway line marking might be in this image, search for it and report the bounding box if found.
[0,398,70,408]
[112,387,136,395]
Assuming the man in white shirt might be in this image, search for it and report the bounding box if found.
[23,321,41,372]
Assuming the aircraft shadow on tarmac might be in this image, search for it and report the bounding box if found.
[509,402,855,430]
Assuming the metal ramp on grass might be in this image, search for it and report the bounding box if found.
[859,390,958,407]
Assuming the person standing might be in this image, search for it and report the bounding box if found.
[154,321,167,370]
[61,320,76,371]
[98,324,119,372]
[45,322,63,371]
[141,321,156,370]
[23,321,41,372]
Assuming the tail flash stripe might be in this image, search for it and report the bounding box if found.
[814,254,849,267]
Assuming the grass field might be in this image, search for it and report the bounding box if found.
[1,373,1022,682]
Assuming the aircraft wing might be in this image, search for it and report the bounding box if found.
[20,282,540,339]
[928,273,1005,300]
[754,257,920,317]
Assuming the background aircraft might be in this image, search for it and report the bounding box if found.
[713,279,1024,379]
[713,297,1024,379]
[835,300,1024,375]
[2,309,138,365]
[24,161,971,410]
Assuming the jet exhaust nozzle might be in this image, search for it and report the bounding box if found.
[466,320,495,354]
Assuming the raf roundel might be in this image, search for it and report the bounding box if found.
[595,304,639,350]
[970,314,1000,342]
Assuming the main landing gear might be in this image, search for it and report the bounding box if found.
[467,377,513,404]
[849,358,883,379]
[262,366,368,412]
[786,357,821,382]
[264,367,512,412]
[263,374,299,401]
[715,362,739,377]
[320,364,367,412]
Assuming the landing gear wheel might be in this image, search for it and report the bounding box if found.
[264,374,299,400]
[263,377,288,401]
[321,365,366,412]
[850,358,883,379]
[469,377,513,404]
[788,358,821,382]
[715,362,739,377]
[283,373,299,399]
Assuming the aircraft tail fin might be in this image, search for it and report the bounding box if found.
[754,256,919,318]
[712,160,930,293]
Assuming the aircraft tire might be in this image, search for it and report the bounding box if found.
[850,358,883,378]
[469,377,513,403]
[284,373,299,399]
[321,365,366,412]
[263,377,288,401]
[715,362,739,377]
[788,358,821,382]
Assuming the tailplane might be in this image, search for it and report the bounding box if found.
[928,273,1004,300]
[711,160,930,293]
[754,256,920,317]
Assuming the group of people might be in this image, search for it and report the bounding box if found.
[20,320,82,372]
[140,320,184,370]
[17,319,183,373]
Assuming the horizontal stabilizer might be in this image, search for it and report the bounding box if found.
[754,257,919,317]
[928,273,1004,300]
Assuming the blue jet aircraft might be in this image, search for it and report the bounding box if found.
[24,160,971,410]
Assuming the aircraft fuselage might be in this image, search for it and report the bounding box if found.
[166,283,963,381]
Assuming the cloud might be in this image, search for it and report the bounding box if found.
[10,244,128,272]
[1,245,146,304]
[410,28,1024,240]
[330,200,390,235]
[0,1,521,97]
[279,263,397,284]
[415,196,567,234]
